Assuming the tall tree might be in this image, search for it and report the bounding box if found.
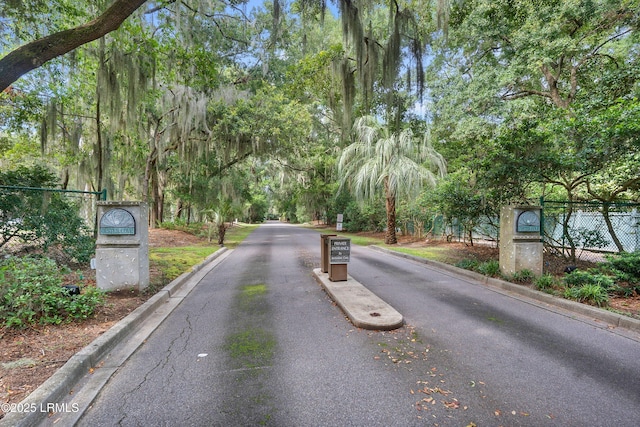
[429,0,639,201]
[338,115,446,244]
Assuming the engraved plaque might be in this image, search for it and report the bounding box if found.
[516,210,540,233]
[100,208,136,235]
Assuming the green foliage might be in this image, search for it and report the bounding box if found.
[563,284,609,307]
[432,169,496,244]
[150,246,218,283]
[0,165,95,263]
[342,199,386,232]
[569,227,608,252]
[338,115,446,243]
[0,256,105,328]
[563,270,614,290]
[511,269,535,284]
[477,260,500,277]
[604,251,640,285]
[534,274,557,292]
[430,0,640,209]
[455,259,479,271]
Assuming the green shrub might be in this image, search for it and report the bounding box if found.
[0,165,95,263]
[563,270,614,289]
[604,251,640,285]
[535,274,557,291]
[455,259,479,270]
[563,284,609,307]
[511,269,535,283]
[477,260,501,277]
[610,284,637,297]
[0,256,105,328]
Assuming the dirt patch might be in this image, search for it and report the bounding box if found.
[148,228,207,247]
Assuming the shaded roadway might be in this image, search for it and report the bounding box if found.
[76,222,640,426]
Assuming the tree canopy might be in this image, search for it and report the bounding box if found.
[1,0,638,244]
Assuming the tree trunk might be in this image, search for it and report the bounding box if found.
[96,37,105,194]
[217,223,226,245]
[150,166,160,228]
[602,202,625,252]
[384,179,397,244]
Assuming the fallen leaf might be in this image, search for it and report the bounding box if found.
[494,409,502,416]
[444,400,460,409]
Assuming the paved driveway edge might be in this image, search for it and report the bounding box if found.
[369,245,640,333]
[0,247,228,427]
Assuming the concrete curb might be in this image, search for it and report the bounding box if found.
[0,247,228,427]
[369,245,640,333]
[312,268,403,330]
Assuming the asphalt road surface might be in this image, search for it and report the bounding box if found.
[78,222,640,426]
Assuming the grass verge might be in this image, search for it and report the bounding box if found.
[150,222,259,285]
[305,225,455,263]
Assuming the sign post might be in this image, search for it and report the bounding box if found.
[328,237,350,281]
[320,234,336,273]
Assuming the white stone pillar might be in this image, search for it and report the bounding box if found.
[95,201,149,291]
[499,205,544,277]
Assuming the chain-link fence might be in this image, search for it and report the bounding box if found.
[398,215,500,246]
[541,199,640,263]
[0,185,106,251]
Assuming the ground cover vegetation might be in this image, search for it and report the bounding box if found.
[0,0,639,411]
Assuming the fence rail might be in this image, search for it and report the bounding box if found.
[0,185,106,235]
[398,199,640,263]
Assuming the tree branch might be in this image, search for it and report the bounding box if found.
[0,0,148,91]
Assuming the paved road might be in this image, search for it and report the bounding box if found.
[78,222,640,426]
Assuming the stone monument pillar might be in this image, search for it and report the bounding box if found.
[499,205,543,277]
[95,201,149,291]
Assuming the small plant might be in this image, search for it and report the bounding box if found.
[610,284,637,297]
[535,273,557,291]
[477,260,501,277]
[511,269,535,284]
[0,256,105,328]
[455,259,479,270]
[563,270,614,289]
[604,251,640,285]
[563,284,609,307]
